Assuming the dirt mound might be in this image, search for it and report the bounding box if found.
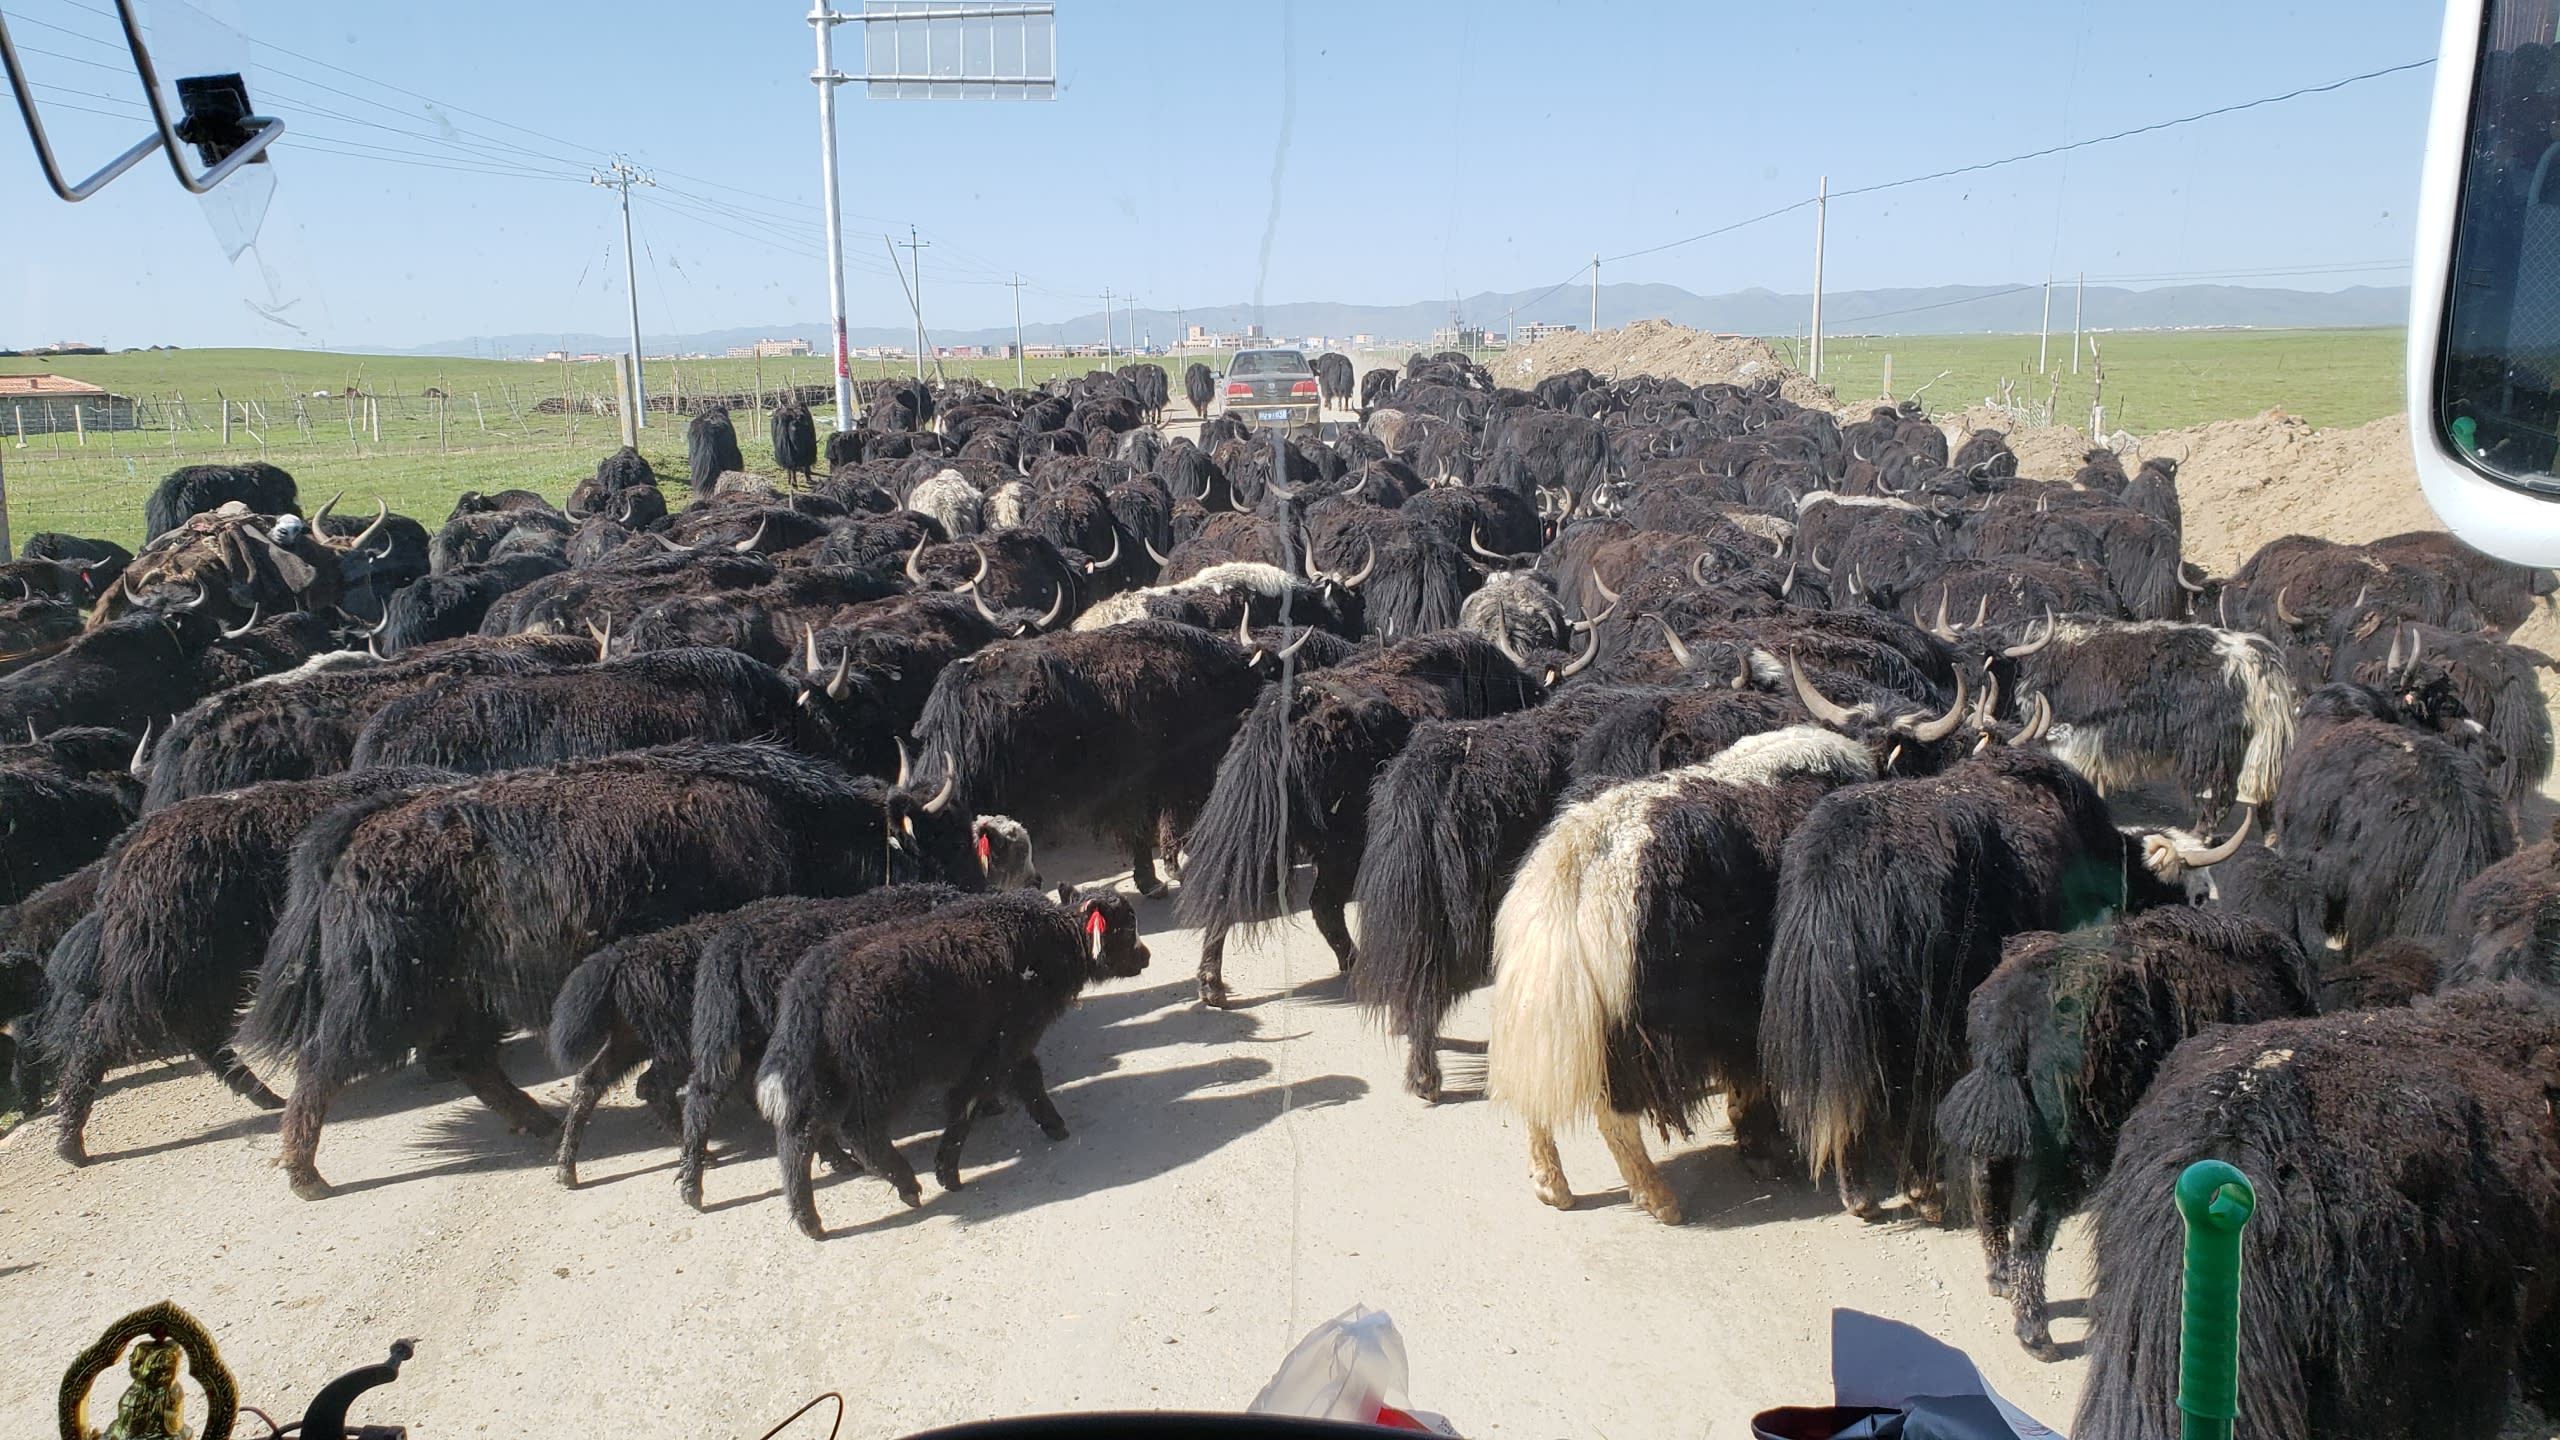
[1498,320,1835,407]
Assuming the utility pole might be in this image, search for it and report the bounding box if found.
[810,1,855,429]
[2071,271,2085,376]
[1101,288,1114,357]
[899,225,930,384]
[1007,274,1027,389]
[591,157,656,427]
[1809,175,1828,382]
[2038,274,2054,374]
[1589,254,1599,334]
[1126,293,1138,354]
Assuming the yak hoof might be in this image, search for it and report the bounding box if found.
[793,1212,826,1241]
[2019,1329,2062,1363]
[553,1162,580,1190]
[1532,1178,1575,1212]
[894,1181,925,1209]
[934,1164,965,1192]
[1040,1120,1070,1142]
[517,1110,564,1141]
[246,1086,286,1111]
[1637,1191,1686,1226]
[1197,980,1235,1009]
[288,1169,334,1202]
[1134,874,1169,899]
[55,1135,90,1167]
[678,1178,706,1211]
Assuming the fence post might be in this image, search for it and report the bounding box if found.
[473,391,486,434]
[437,394,447,451]
[221,397,232,447]
[11,404,21,448]
[73,400,86,447]
[369,396,381,445]
[0,445,14,558]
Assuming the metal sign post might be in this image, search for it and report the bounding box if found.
[808,0,1055,432]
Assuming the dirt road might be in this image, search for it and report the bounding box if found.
[0,834,2088,1438]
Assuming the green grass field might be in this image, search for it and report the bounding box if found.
[0,331,2407,549]
[1798,327,2406,434]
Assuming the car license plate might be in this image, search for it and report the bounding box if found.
[1258,408,1289,421]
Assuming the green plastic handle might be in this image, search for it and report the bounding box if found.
[2174,1159,2256,1440]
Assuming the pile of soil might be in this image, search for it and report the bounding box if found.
[1497,319,1835,408]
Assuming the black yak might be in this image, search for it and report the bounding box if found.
[0,729,138,904]
[1179,631,1543,1006]
[911,620,1270,895]
[2017,618,2297,824]
[378,552,569,654]
[1349,687,1650,1100]
[1936,908,2315,1358]
[349,645,888,776]
[2439,819,2560,988]
[1488,728,1880,1222]
[545,827,1038,1194]
[144,461,298,543]
[1759,745,2248,1219]
[2074,986,2560,1440]
[0,862,101,1109]
[1183,363,1216,420]
[35,766,458,1164]
[241,741,985,1198]
[2270,716,2512,953]
[687,405,746,490]
[755,887,1149,1238]
[771,399,818,487]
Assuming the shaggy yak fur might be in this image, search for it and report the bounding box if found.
[140,633,597,810]
[687,406,746,490]
[1487,728,1879,1224]
[0,862,103,1108]
[1349,687,1696,1101]
[2270,716,2514,954]
[2016,618,2298,825]
[755,887,1149,1238]
[911,620,1270,896]
[348,646,887,775]
[771,399,818,486]
[2440,821,2560,988]
[144,461,298,543]
[0,608,336,740]
[378,552,568,654]
[1935,908,2316,1359]
[1178,631,1542,1007]
[2073,986,2560,1440]
[34,766,458,1164]
[0,733,137,904]
[239,741,985,1199]
[1758,746,2226,1219]
[544,872,1028,1198]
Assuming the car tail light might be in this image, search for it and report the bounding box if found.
[1291,379,1318,395]
[1226,382,1251,398]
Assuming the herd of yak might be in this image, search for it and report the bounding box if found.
[0,351,2557,1437]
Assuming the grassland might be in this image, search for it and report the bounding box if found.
[1797,327,2405,434]
[0,330,2407,549]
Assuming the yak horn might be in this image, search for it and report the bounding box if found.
[1084,530,1120,574]
[368,634,388,660]
[895,737,913,788]
[2273,586,2304,628]
[1900,666,1969,743]
[345,499,394,556]
[1338,540,1376,588]
[2001,608,2057,659]
[1780,561,1796,597]
[1970,594,1989,631]
[1273,627,1312,664]
[2385,626,2405,672]
[1592,569,1620,605]
[1143,534,1171,567]
[1236,609,1255,651]
[1807,546,1833,576]
[1492,626,1527,667]
[826,649,853,701]
[2176,565,2206,594]
[919,755,957,815]
[1731,652,1751,690]
[905,536,929,584]
[1690,551,1715,586]
[804,623,823,673]
[2020,692,2054,743]
[960,544,991,593]
[176,581,212,612]
[1847,564,1864,599]
[1036,584,1066,629]
[1569,596,1621,633]
[972,586,1003,625]
[1650,614,1692,668]
[1928,587,1960,642]
[647,531,695,553]
[1468,525,1508,563]
[1788,653,1862,729]
[2173,807,2254,868]
[1770,533,1788,559]
[312,491,343,528]
[588,614,613,661]
[1557,625,1600,680]
[732,518,771,553]
[220,604,261,640]
[2218,591,2231,629]
[129,717,154,779]
[23,718,37,745]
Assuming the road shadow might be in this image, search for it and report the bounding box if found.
[795,1054,1369,1238]
[1593,1142,1845,1231]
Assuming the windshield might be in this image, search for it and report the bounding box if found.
[0,3,2530,1439]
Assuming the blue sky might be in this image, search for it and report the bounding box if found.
[2,0,2445,350]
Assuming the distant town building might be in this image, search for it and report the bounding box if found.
[726,338,812,359]
[1515,321,1578,345]
[1024,344,1069,359]
[1429,324,1488,351]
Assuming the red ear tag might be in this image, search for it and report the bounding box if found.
[1084,908,1108,938]
[975,833,992,866]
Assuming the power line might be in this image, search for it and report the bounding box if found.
[1602,198,1818,266]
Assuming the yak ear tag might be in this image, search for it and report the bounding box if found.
[1084,905,1108,961]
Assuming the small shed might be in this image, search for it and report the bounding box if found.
[0,374,140,435]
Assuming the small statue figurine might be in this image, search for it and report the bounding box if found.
[99,1336,191,1440]
[58,1303,235,1440]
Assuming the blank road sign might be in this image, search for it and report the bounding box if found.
[862,1,1056,100]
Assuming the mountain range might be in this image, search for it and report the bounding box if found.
[377,279,2412,359]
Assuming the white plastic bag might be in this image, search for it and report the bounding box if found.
[1249,1305,1454,1433]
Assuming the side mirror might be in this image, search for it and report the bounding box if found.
[2412,0,2560,562]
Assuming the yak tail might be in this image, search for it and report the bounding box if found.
[1760,829,1930,1184]
[753,974,831,1131]
[1348,736,1469,1038]
[2216,631,2297,806]
[1483,791,1646,1132]
[19,912,104,1100]
[547,947,625,1072]
[1934,1067,2037,1168]
[237,787,415,1066]
[1174,684,1297,935]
